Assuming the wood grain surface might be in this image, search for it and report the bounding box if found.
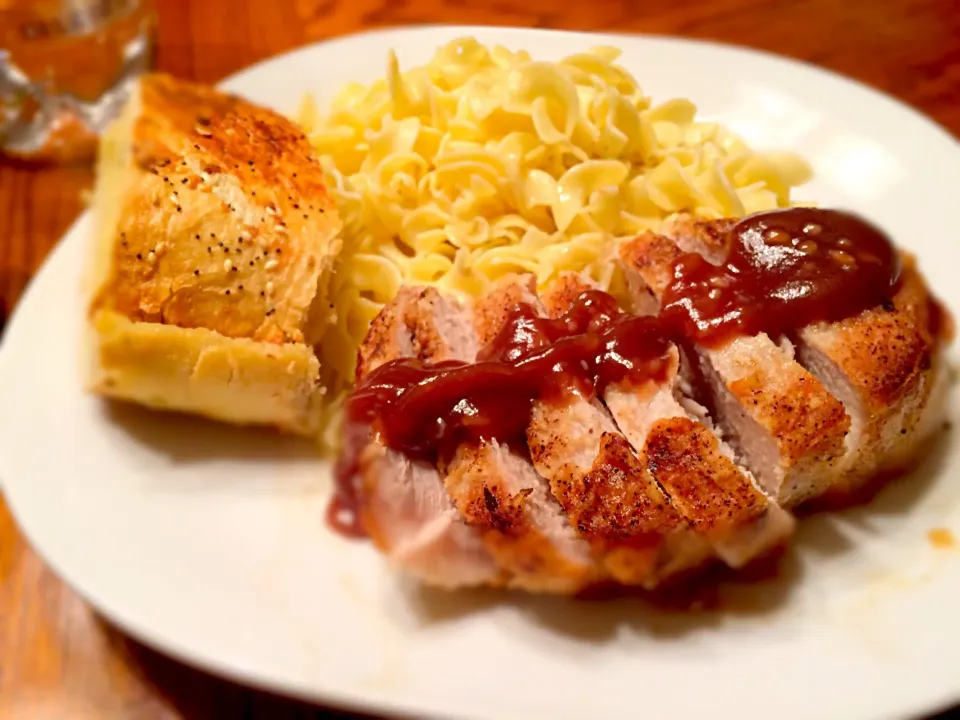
[1,0,958,717]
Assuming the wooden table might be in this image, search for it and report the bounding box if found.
[1,0,958,717]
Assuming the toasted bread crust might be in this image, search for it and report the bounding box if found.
[92,73,340,345]
[86,74,341,434]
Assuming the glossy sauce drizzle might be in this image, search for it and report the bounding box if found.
[330,208,901,537]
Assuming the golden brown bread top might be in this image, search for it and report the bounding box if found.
[91,73,341,346]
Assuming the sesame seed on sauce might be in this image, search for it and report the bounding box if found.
[224,259,233,271]
[264,259,279,271]
[147,251,156,262]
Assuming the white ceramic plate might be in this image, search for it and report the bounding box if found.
[3,25,960,720]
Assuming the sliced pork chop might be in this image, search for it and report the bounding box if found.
[794,255,950,490]
[541,273,794,568]
[355,288,502,588]
[443,440,600,593]
[620,228,850,506]
[408,286,600,593]
[474,275,707,587]
[662,214,950,496]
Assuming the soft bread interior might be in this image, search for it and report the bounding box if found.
[88,310,323,433]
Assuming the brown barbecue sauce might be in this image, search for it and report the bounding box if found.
[330,208,901,537]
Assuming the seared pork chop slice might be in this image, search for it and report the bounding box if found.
[478,275,710,587]
[443,440,600,592]
[407,286,600,593]
[663,214,950,495]
[541,273,794,568]
[355,287,502,588]
[620,227,850,506]
[794,256,950,489]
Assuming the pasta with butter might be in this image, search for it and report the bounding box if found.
[298,37,813,448]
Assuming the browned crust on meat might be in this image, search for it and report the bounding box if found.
[643,417,769,538]
[665,214,737,262]
[356,286,472,380]
[804,257,937,413]
[549,433,685,540]
[621,225,852,501]
[799,256,947,485]
[355,287,419,380]
[408,288,474,363]
[444,441,597,592]
[540,273,593,317]
[526,389,704,586]
[474,274,539,345]
[723,348,850,471]
[619,231,683,295]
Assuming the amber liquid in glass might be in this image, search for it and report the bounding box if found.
[0,0,155,163]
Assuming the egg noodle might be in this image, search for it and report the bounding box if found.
[297,37,812,447]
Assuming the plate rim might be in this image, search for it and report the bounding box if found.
[2,24,960,720]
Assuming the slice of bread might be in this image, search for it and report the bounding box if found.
[85,73,342,435]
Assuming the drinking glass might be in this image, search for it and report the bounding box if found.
[0,0,155,163]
